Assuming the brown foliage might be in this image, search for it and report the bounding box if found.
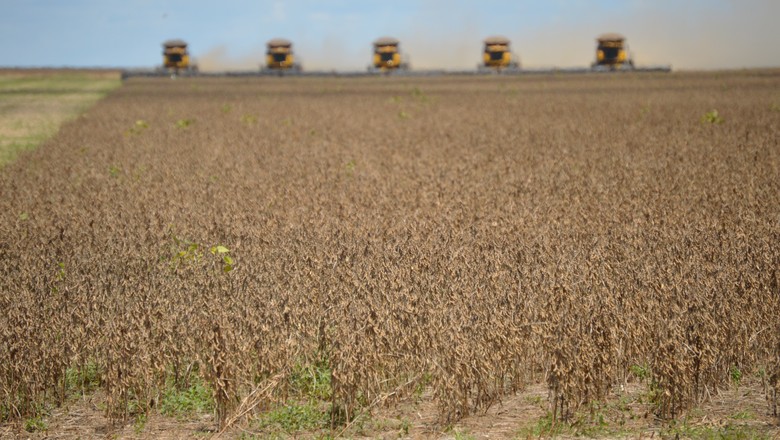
[1,72,779,428]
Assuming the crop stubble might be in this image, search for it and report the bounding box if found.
[1,72,779,430]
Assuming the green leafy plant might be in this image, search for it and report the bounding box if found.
[24,416,47,433]
[159,374,214,418]
[399,418,410,436]
[398,110,411,120]
[344,160,356,176]
[730,410,754,420]
[221,104,233,113]
[630,363,650,382]
[175,118,194,129]
[210,245,234,272]
[55,261,66,281]
[702,109,724,124]
[662,419,770,440]
[289,357,332,400]
[453,429,475,440]
[730,365,742,386]
[134,413,147,433]
[125,119,149,136]
[19,212,29,221]
[170,235,202,268]
[256,402,327,433]
[240,114,258,125]
[516,412,566,438]
[411,86,429,103]
[65,361,101,396]
[108,164,122,178]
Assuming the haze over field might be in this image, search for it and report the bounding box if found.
[1,1,778,71]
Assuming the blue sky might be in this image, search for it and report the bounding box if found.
[1,0,778,71]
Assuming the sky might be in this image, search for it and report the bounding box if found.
[1,0,778,71]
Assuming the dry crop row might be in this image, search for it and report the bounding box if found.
[1,72,779,430]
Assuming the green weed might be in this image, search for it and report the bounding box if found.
[344,159,356,176]
[410,86,429,103]
[209,245,234,272]
[108,164,122,178]
[125,119,149,136]
[412,373,431,401]
[453,429,475,440]
[240,114,257,125]
[399,418,411,436]
[134,413,147,433]
[170,236,202,267]
[730,410,754,420]
[24,416,47,433]
[65,361,101,396]
[256,402,328,433]
[159,374,214,418]
[289,357,332,401]
[702,109,724,124]
[175,118,194,129]
[662,419,770,440]
[516,412,566,438]
[730,366,742,386]
[630,363,650,382]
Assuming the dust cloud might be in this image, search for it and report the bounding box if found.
[196,45,265,72]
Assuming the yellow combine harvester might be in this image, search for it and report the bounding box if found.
[592,33,633,70]
[481,36,520,70]
[371,37,409,71]
[265,38,301,71]
[162,39,197,74]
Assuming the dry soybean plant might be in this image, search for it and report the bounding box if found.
[1,72,779,431]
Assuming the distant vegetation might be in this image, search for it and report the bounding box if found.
[0,70,120,165]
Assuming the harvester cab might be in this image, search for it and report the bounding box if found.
[593,33,634,70]
[371,37,409,71]
[162,39,197,74]
[481,36,520,71]
[265,38,301,72]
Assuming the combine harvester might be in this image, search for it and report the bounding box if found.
[478,36,520,73]
[159,39,198,76]
[369,37,410,73]
[590,33,670,72]
[121,39,199,78]
[592,33,634,70]
[263,38,301,73]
